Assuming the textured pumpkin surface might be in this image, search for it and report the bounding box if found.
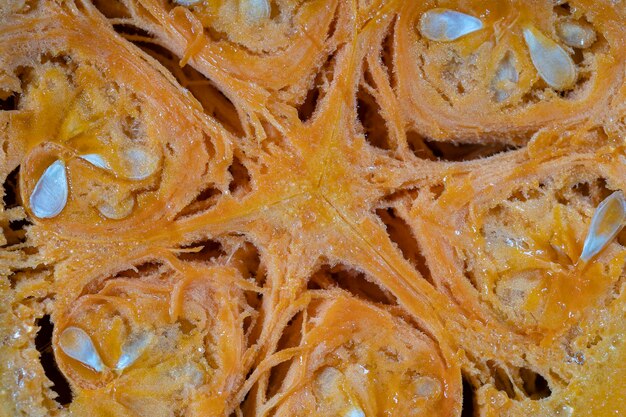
[0,0,624,416]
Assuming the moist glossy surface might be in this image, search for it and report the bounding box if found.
[0,1,624,416]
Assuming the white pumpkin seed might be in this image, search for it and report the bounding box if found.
[174,0,202,6]
[123,147,159,180]
[316,367,343,398]
[419,8,483,42]
[80,154,112,171]
[58,326,104,372]
[580,191,626,262]
[523,25,576,90]
[240,0,271,23]
[30,160,68,219]
[344,407,366,417]
[115,333,151,371]
[492,52,519,102]
[98,195,135,220]
[556,20,596,49]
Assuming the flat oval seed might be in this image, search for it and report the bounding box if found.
[240,0,271,23]
[523,25,576,90]
[30,160,68,219]
[98,196,134,220]
[123,147,159,180]
[174,0,202,5]
[419,9,483,42]
[556,20,596,49]
[580,191,626,263]
[80,154,111,171]
[492,52,519,102]
[413,376,441,398]
[344,407,366,417]
[115,333,151,371]
[316,367,343,398]
[58,326,104,372]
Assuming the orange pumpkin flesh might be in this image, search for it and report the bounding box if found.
[0,1,624,416]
